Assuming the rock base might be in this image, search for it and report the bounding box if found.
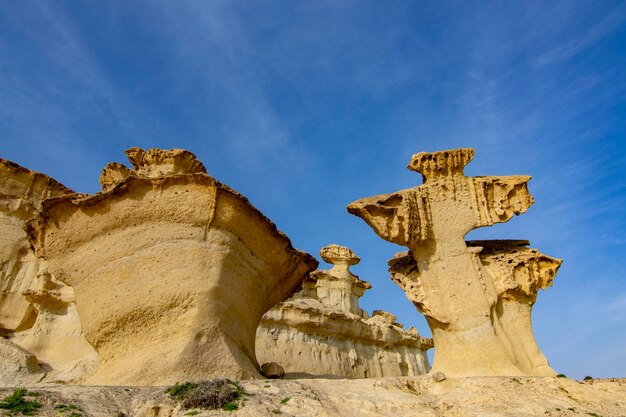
[1,377,623,417]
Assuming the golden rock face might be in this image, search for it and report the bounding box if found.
[0,146,565,385]
[1,148,317,386]
[350,148,561,377]
[0,159,96,385]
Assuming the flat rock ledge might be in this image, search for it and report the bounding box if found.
[1,377,624,417]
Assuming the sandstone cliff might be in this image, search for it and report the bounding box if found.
[23,148,318,385]
[256,244,432,378]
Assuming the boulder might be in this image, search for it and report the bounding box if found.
[260,362,285,379]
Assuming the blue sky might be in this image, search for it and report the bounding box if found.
[1,1,625,379]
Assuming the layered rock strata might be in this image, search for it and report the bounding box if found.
[0,159,97,385]
[256,244,432,378]
[348,148,561,377]
[26,148,318,385]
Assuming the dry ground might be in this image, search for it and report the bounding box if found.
[1,376,624,417]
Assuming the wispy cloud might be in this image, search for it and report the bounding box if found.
[534,3,626,67]
[134,1,315,180]
[0,2,157,182]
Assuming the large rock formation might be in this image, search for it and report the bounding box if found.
[26,147,318,385]
[348,148,561,377]
[0,159,97,385]
[256,244,432,378]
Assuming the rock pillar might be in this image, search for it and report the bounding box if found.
[348,148,561,377]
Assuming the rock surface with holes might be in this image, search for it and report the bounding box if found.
[348,148,561,377]
[256,244,432,378]
[25,148,318,385]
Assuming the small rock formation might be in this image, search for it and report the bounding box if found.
[313,244,371,318]
[0,338,42,385]
[0,159,96,385]
[431,371,446,382]
[256,244,433,378]
[348,148,561,377]
[260,362,285,379]
[25,148,318,385]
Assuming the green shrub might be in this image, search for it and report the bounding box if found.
[222,402,238,411]
[55,404,81,411]
[165,379,245,411]
[280,397,291,404]
[0,389,42,416]
[225,379,246,398]
[583,375,593,381]
[556,373,567,378]
[165,382,198,400]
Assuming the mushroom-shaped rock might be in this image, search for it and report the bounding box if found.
[256,244,432,378]
[314,244,370,316]
[26,148,318,385]
[350,148,560,377]
[320,244,360,266]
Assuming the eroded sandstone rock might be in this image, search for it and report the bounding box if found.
[260,362,285,379]
[256,244,432,378]
[0,159,72,331]
[26,148,318,385]
[348,148,561,377]
[0,159,96,385]
[0,338,43,385]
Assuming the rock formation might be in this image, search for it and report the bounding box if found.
[0,159,96,385]
[25,147,318,385]
[348,148,561,377]
[256,244,432,378]
[0,159,71,332]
